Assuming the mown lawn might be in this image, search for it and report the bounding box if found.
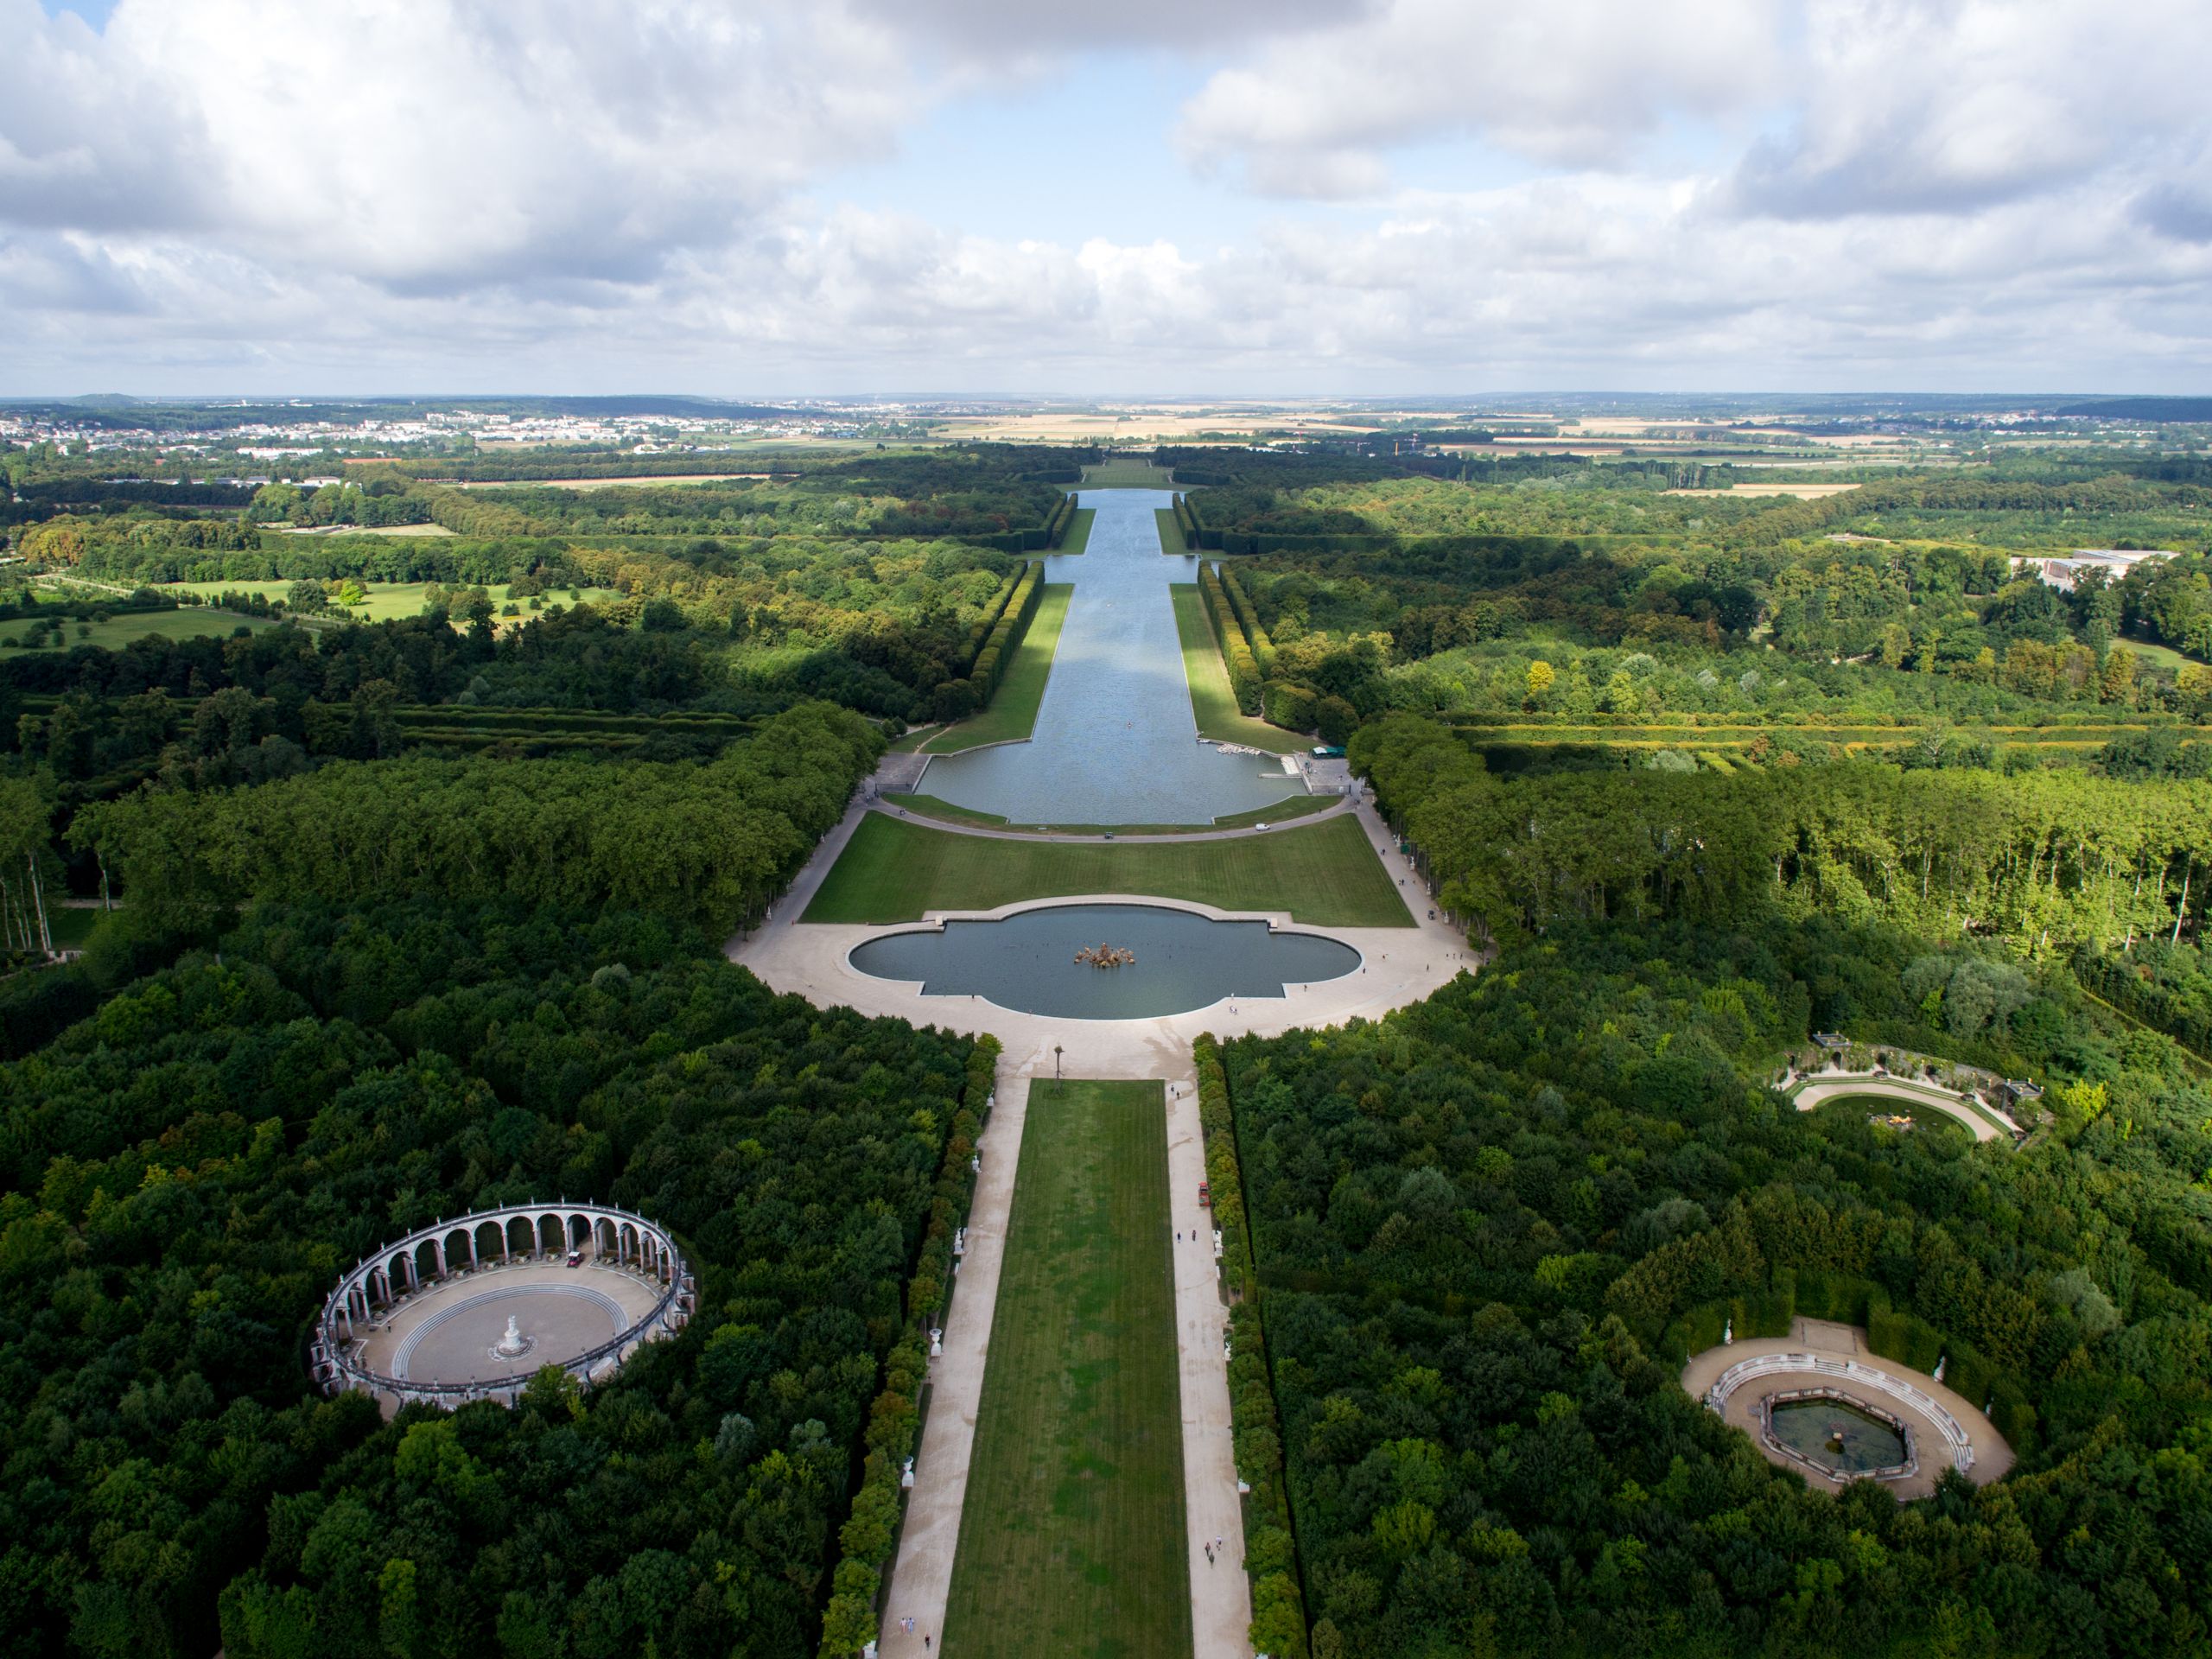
[1057,506,1096,555]
[1168,586,1308,755]
[879,791,1336,836]
[802,810,1411,926]
[940,1080,1192,1659]
[0,607,275,658]
[1154,507,1189,556]
[925,584,1073,753]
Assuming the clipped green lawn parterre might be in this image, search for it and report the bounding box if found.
[924,584,1074,754]
[1169,586,1308,755]
[941,1080,1192,1659]
[879,791,1336,836]
[803,810,1411,926]
[1154,507,1189,556]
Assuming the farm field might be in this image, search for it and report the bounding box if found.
[1169,587,1308,754]
[939,1079,1192,1659]
[278,521,455,537]
[924,584,1073,753]
[0,607,274,657]
[801,810,1411,926]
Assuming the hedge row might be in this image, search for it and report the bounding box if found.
[967,562,1044,698]
[1173,493,1204,549]
[818,1034,1002,1657]
[1219,568,1275,676]
[1198,564,1263,715]
[960,569,1025,672]
[1044,493,1076,547]
[1195,1037,1310,1659]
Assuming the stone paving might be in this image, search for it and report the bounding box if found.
[1680,1319,2015,1500]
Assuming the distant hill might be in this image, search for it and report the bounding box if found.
[2055,396,2212,421]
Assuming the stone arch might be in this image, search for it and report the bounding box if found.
[567,1214,592,1249]
[444,1227,474,1271]
[413,1237,441,1281]
[505,1215,534,1256]
[595,1217,618,1256]
[537,1213,563,1253]
[386,1250,414,1294]
[620,1222,641,1262]
[474,1218,503,1262]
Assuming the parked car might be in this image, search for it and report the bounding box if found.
[566,1249,583,1268]
[1198,1182,1211,1208]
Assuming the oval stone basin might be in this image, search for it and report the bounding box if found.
[848,902,1360,1020]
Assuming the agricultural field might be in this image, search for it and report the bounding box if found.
[801,810,1411,926]
[940,1080,1191,1659]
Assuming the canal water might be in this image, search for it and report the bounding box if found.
[918,489,1308,825]
[847,903,1360,1020]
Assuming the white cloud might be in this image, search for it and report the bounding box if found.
[4,0,2212,391]
[1728,0,2212,219]
[1176,0,1782,196]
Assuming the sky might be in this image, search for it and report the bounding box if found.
[4,0,2212,398]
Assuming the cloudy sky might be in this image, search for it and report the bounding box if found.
[5,0,2211,397]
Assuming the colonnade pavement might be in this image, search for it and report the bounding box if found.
[728,764,1476,1659]
[1679,1319,2016,1501]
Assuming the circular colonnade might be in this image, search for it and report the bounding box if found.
[312,1201,695,1412]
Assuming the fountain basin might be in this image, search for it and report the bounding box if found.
[848,901,1360,1020]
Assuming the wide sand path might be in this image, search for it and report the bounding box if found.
[1166,1071,1253,1656]
[879,1064,1030,1658]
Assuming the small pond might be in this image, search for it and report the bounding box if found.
[847,902,1360,1020]
[1768,1396,1910,1474]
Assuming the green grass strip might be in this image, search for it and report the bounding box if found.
[880,791,1335,836]
[941,1080,1192,1659]
[1056,506,1096,555]
[803,810,1412,926]
[925,583,1074,753]
[1154,506,1190,556]
[1169,586,1308,755]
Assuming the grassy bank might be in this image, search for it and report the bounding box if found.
[1056,506,1096,555]
[1170,586,1308,755]
[1154,506,1189,556]
[803,810,1411,926]
[940,1080,1192,1659]
[880,791,1338,835]
[924,583,1074,753]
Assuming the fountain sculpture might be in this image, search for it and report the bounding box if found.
[1074,943,1136,967]
[493,1314,531,1360]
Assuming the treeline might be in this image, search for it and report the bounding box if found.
[1353,716,2212,955]
[72,701,880,937]
[0,898,986,1659]
[1217,909,2212,1656]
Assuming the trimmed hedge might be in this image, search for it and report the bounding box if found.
[1220,568,1274,677]
[960,569,1024,672]
[1196,1036,1310,1659]
[1263,681,1319,732]
[817,1035,1002,1657]
[970,563,1045,697]
[1198,564,1262,715]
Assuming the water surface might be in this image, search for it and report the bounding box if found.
[849,902,1359,1019]
[1769,1398,1910,1473]
[920,490,1306,824]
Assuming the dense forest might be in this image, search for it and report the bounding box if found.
[1214,910,2211,1656]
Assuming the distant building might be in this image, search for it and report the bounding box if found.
[2013,549,2173,593]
